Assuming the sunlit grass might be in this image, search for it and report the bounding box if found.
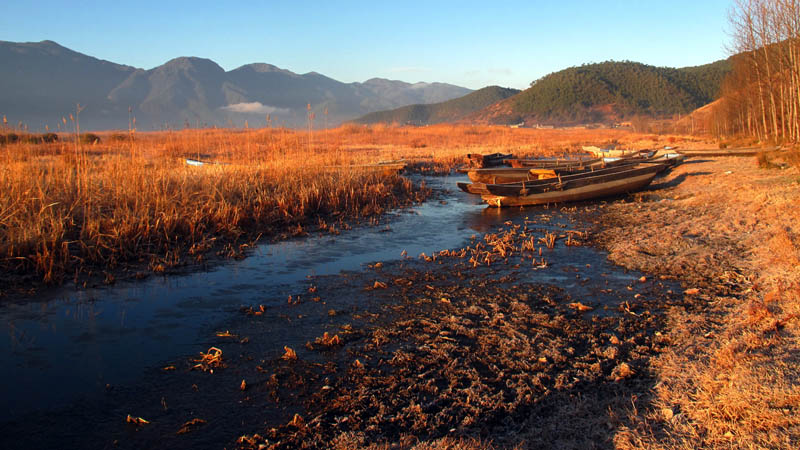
[0,124,700,285]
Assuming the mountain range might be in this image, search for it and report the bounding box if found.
[353,86,520,125]
[0,40,472,131]
[355,60,731,126]
[2,40,733,131]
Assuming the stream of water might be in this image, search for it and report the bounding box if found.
[0,174,649,424]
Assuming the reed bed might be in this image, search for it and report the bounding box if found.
[0,124,706,288]
[0,127,419,287]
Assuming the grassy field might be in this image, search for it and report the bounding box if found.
[0,124,687,289]
[596,157,800,449]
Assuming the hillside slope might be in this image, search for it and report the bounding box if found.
[353,86,520,125]
[473,60,731,125]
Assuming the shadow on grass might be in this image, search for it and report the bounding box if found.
[681,158,714,165]
[650,171,713,190]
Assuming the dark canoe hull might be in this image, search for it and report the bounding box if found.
[465,153,512,168]
[481,165,662,207]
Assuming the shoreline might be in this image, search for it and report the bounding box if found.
[590,157,800,449]
[0,173,432,302]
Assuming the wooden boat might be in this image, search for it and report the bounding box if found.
[371,159,407,175]
[458,181,492,195]
[643,152,685,168]
[507,157,601,169]
[185,158,230,166]
[508,150,656,169]
[458,162,656,196]
[465,152,512,168]
[466,156,647,184]
[463,163,665,207]
[466,167,560,184]
[582,146,653,158]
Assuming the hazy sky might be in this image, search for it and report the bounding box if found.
[1,1,732,90]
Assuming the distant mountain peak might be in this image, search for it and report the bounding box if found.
[0,40,471,130]
[364,77,409,86]
[162,56,222,69]
[235,63,294,75]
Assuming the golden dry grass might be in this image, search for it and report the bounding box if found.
[1,127,421,286]
[595,158,800,449]
[1,124,705,288]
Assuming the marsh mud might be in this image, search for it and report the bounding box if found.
[1,174,683,449]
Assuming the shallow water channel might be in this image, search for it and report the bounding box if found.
[0,174,660,447]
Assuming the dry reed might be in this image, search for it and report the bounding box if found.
[0,125,709,288]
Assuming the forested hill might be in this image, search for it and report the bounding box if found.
[477,60,731,125]
[353,86,520,125]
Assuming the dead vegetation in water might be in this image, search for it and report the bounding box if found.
[229,210,693,450]
[592,158,800,449]
[237,275,679,449]
[192,347,224,372]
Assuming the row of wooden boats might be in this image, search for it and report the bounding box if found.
[463,151,683,184]
[458,152,684,207]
